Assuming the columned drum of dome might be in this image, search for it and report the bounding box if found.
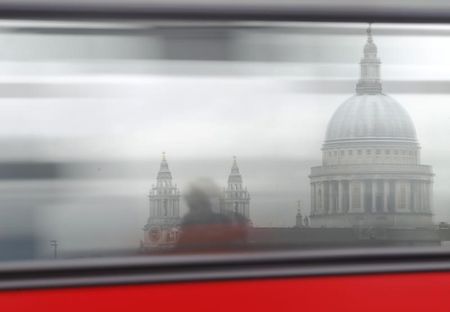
[309,26,434,229]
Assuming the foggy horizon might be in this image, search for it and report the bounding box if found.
[1,21,450,258]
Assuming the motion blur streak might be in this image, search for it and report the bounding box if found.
[2,21,450,259]
[0,272,449,311]
[176,178,249,251]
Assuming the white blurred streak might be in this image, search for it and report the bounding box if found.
[1,21,450,258]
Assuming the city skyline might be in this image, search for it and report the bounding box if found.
[3,24,450,255]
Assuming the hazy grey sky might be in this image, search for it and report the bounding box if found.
[1,22,450,255]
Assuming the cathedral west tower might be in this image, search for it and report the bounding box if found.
[142,153,181,249]
[222,156,250,219]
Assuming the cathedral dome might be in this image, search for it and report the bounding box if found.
[324,24,417,147]
[309,25,433,230]
[324,94,417,145]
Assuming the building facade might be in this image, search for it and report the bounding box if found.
[222,156,250,219]
[309,26,434,229]
[142,153,181,250]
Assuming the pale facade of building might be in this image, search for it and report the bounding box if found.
[222,156,250,219]
[309,27,434,229]
[142,153,181,250]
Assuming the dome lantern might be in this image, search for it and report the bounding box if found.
[356,24,382,95]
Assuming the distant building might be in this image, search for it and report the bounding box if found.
[249,227,440,249]
[142,153,181,250]
[295,209,303,228]
[222,156,250,219]
[309,26,434,229]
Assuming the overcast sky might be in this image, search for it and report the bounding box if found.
[1,22,450,256]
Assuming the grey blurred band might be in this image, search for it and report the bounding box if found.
[1,246,450,290]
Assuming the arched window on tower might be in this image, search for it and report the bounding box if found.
[163,199,168,216]
[156,200,161,216]
[318,189,322,211]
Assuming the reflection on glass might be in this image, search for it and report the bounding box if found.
[0,21,449,260]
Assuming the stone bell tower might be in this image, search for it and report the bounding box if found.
[142,153,181,250]
[222,156,250,219]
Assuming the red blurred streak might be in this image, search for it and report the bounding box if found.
[1,272,450,311]
[177,223,248,250]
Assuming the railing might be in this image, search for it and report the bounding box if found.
[310,164,433,177]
